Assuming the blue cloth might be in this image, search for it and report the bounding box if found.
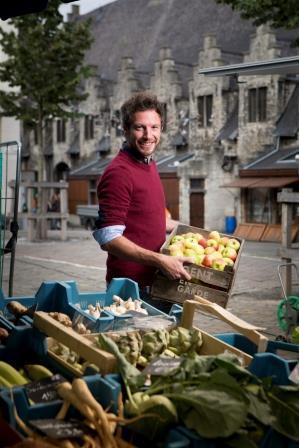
[93,224,125,246]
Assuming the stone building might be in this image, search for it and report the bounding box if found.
[20,0,299,232]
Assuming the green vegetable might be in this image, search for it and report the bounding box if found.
[142,329,169,360]
[291,326,299,343]
[125,394,178,440]
[168,326,202,355]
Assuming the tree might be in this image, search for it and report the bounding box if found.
[216,0,299,45]
[0,0,93,237]
[0,0,93,179]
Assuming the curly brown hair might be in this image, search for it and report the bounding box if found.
[121,91,165,130]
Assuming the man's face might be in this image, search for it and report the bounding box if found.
[124,109,162,157]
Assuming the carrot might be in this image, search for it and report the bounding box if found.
[71,378,117,448]
[56,382,96,421]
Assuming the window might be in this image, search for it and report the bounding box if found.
[248,87,267,122]
[84,115,94,140]
[197,95,213,127]
[56,119,66,143]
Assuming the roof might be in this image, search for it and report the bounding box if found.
[69,156,112,178]
[275,85,299,137]
[69,150,195,178]
[198,54,299,77]
[241,145,299,174]
[157,151,194,173]
[83,0,299,94]
[223,176,299,188]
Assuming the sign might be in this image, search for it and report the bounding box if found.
[29,419,85,439]
[25,373,66,403]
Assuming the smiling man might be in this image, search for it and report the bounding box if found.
[93,92,192,308]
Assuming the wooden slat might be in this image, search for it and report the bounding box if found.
[260,224,299,242]
[33,312,116,375]
[234,223,266,241]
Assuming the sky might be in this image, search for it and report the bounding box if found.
[59,0,117,18]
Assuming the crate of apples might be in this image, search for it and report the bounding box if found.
[168,230,241,271]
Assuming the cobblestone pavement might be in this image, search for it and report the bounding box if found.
[2,228,299,340]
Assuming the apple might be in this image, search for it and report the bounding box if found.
[217,244,225,254]
[223,257,235,267]
[171,235,184,244]
[212,258,227,271]
[183,248,197,257]
[206,239,218,249]
[227,238,240,251]
[184,237,199,249]
[219,236,230,246]
[192,233,204,242]
[198,237,207,248]
[222,246,237,261]
[194,253,205,265]
[204,246,216,255]
[193,244,204,255]
[169,246,184,257]
[208,230,221,241]
[183,232,195,239]
[210,251,223,259]
[202,254,214,268]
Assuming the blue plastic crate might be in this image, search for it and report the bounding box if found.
[33,281,114,332]
[0,373,121,433]
[214,333,299,385]
[67,278,172,329]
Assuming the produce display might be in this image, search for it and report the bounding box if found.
[9,377,134,448]
[99,332,299,446]
[0,361,53,388]
[96,327,202,367]
[1,279,298,448]
[168,229,241,271]
[49,339,99,375]
[76,295,149,317]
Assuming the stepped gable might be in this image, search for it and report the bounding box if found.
[83,0,255,83]
[83,0,299,89]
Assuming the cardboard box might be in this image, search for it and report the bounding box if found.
[151,224,244,307]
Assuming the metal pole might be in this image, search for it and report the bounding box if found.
[0,140,22,296]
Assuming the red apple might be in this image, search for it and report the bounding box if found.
[222,246,237,261]
[198,238,207,248]
[219,236,230,246]
[202,254,214,268]
[227,238,240,251]
[208,230,221,241]
[212,258,227,271]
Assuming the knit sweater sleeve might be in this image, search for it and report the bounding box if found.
[97,162,133,228]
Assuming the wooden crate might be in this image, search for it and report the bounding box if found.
[151,224,244,307]
[33,311,116,375]
[33,311,254,370]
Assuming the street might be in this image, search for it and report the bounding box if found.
[2,228,299,339]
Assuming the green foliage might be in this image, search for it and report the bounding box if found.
[216,0,299,46]
[0,0,94,126]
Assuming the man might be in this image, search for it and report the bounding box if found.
[93,92,192,306]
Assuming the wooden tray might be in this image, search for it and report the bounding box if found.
[47,337,84,377]
[33,311,116,375]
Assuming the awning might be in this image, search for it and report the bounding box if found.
[222,176,299,188]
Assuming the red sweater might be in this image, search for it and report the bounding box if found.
[97,150,166,287]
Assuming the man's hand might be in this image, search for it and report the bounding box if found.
[158,254,194,281]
